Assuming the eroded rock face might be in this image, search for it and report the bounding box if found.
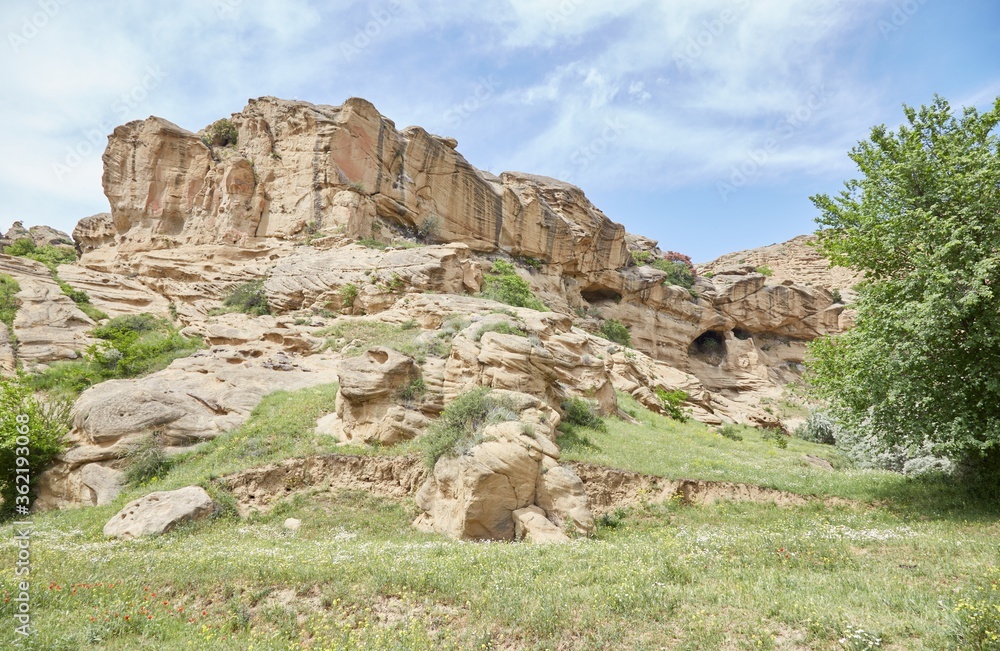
[0,254,94,368]
[413,390,594,542]
[35,347,340,510]
[103,486,215,539]
[98,97,628,289]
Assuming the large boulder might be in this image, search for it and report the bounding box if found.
[414,390,594,542]
[103,486,215,539]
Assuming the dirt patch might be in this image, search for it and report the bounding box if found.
[224,454,428,516]
[568,462,856,514]
[224,454,855,517]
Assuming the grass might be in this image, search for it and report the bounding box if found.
[319,320,450,363]
[2,386,1000,648]
[0,273,20,330]
[25,314,201,399]
[210,281,270,317]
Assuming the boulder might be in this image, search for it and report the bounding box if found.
[513,506,570,544]
[103,486,215,539]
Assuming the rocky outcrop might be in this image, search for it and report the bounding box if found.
[103,486,215,539]
[0,254,94,367]
[35,346,340,510]
[97,97,628,290]
[72,213,116,255]
[414,390,594,541]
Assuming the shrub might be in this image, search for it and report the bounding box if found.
[122,432,173,487]
[474,321,526,342]
[397,378,426,404]
[652,259,695,290]
[831,289,843,304]
[339,283,359,309]
[219,281,270,316]
[26,313,200,398]
[761,427,788,449]
[0,376,70,517]
[718,424,744,441]
[205,118,238,147]
[420,388,517,466]
[560,397,606,432]
[599,319,631,347]
[417,215,440,241]
[0,274,20,330]
[630,250,653,266]
[655,388,689,422]
[755,265,774,277]
[794,410,840,445]
[480,260,547,311]
[4,239,77,271]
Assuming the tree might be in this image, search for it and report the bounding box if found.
[808,95,1000,475]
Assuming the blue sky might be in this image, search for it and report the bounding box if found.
[1,1,998,261]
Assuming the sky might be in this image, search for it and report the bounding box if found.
[1,1,998,262]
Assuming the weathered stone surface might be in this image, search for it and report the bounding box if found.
[329,347,426,445]
[35,347,339,510]
[98,97,628,287]
[264,243,480,314]
[73,213,117,254]
[56,264,173,318]
[0,254,94,367]
[414,390,593,541]
[103,486,215,539]
[513,506,570,544]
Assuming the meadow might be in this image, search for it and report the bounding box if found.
[1,387,998,650]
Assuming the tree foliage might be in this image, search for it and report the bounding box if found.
[808,95,1000,474]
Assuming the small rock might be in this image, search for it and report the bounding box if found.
[803,454,834,471]
[283,518,302,532]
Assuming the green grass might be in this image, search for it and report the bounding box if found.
[25,314,201,399]
[319,320,450,363]
[560,393,997,515]
[1,386,999,649]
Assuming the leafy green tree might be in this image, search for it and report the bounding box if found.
[0,376,70,517]
[808,95,1000,475]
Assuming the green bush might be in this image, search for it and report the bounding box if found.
[560,397,606,432]
[218,281,270,316]
[27,313,200,398]
[0,274,20,330]
[599,319,631,347]
[0,376,70,517]
[717,424,745,441]
[397,378,426,404]
[755,265,774,277]
[473,321,526,342]
[4,238,77,271]
[651,259,696,290]
[480,260,547,311]
[420,388,517,467]
[761,427,788,449]
[122,432,173,487]
[794,410,840,445]
[655,388,689,422]
[205,118,238,147]
[339,283,359,309]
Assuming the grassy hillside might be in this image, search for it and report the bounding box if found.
[1,389,998,650]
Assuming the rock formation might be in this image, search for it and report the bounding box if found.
[2,95,855,542]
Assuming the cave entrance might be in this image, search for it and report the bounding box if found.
[688,330,727,364]
[580,287,622,303]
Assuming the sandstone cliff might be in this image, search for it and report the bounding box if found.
[2,96,852,537]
